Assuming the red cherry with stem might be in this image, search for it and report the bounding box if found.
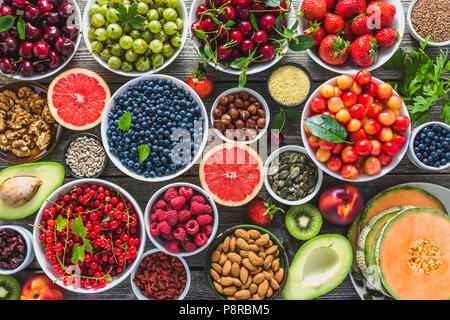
[24,5,41,21]
[202,17,217,32]
[58,2,74,18]
[45,11,60,24]
[220,5,236,21]
[55,36,74,56]
[241,39,255,55]
[0,57,16,74]
[0,31,10,40]
[231,47,242,59]
[251,2,267,17]
[25,22,42,41]
[234,0,252,5]
[43,25,61,42]
[259,44,275,61]
[253,30,268,44]
[229,30,243,45]
[33,41,50,59]
[20,60,34,77]
[3,36,18,55]
[236,5,250,20]
[196,4,208,18]
[37,0,53,14]
[0,5,13,16]
[216,25,228,41]
[238,20,253,37]
[63,25,78,39]
[19,41,34,59]
[217,44,232,60]
[12,0,26,9]
[260,14,277,31]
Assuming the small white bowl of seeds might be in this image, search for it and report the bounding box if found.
[62,133,108,179]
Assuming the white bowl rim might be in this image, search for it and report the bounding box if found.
[129,248,191,300]
[32,178,146,294]
[300,75,411,182]
[144,182,219,257]
[82,0,189,77]
[100,74,209,183]
[406,0,450,47]
[210,87,270,144]
[0,225,34,275]
[188,0,296,75]
[0,0,82,81]
[407,121,450,171]
[264,145,323,206]
[297,0,405,74]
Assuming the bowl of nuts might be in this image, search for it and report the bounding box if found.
[211,88,269,144]
[0,225,34,275]
[0,81,63,164]
[206,225,288,300]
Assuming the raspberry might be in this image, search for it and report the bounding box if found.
[150,213,158,223]
[152,199,167,211]
[166,210,178,227]
[170,196,186,211]
[157,221,172,234]
[203,204,213,214]
[163,187,178,202]
[161,232,175,241]
[165,240,180,253]
[194,232,208,246]
[191,195,206,204]
[155,209,169,222]
[202,224,213,236]
[190,201,207,215]
[178,187,194,200]
[185,219,199,235]
[149,222,160,236]
[176,222,186,229]
[197,214,213,226]
[173,227,186,241]
[178,209,192,222]
[183,241,197,252]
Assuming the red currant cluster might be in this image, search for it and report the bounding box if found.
[38,183,141,290]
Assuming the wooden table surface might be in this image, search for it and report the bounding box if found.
[1,0,449,300]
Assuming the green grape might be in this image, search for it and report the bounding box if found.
[135,56,151,72]
[108,56,122,69]
[142,30,153,43]
[91,13,106,28]
[162,8,177,21]
[146,9,159,21]
[94,28,108,41]
[162,43,175,58]
[125,49,138,63]
[119,35,133,50]
[88,27,96,40]
[89,4,100,16]
[121,61,133,73]
[175,17,183,30]
[106,8,119,23]
[171,35,181,48]
[110,43,125,57]
[152,53,165,69]
[107,23,123,40]
[132,39,148,54]
[129,30,141,39]
[98,4,108,16]
[154,30,167,42]
[163,21,177,35]
[100,48,112,62]
[91,41,104,53]
[137,2,149,14]
[167,0,181,9]
[148,20,161,33]
[149,39,163,53]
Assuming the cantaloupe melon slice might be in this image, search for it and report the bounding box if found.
[347,215,360,273]
[376,207,450,300]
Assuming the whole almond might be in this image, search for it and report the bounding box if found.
[242,258,256,271]
[266,286,273,298]
[248,239,255,244]
[248,251,264,266]
[239,250,249,257]
[243,275,252,289]
[234,289,251,300]
[236,238,249,250]
[223,236,231,253]
[240,266,248,284]
[210,268,220,281]
[227,296,237,300]
[262,271,272,280]
[222,260,232,276]
[249,283,257,294]
[265,245,278,255]
[234,229,250,241]
[252,273,265,284]
[229,236,236,251]
[219,253,228,265]
[269,278,280,290]
[258,251,266,259]
[233,278,243,287]
[257,279,269,298]
[211,250,221,263]
[211,263,222,274]
[264,255,274,270]
[251,293,262,300]
[272,258,280,272]
[275,268,284,283]
[231,262,240,277]
[223,286,237,296]
[249,266,262,275]
[216,243,223,252]
[214,281,223,294]
[227,252,242,264]
[248,229,261,239]
[265,240,273,248]
[220,276,235,286]
[255,234,270,247]
[248,244,259,252]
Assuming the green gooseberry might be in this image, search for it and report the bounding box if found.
[129,30,141,40]
[148,20,161,33]
[162,43,175,58]
[125,49,138,63]
[91,41,104,53]
[175,17,184,30]
[135,56,151,72]
[146,9,159,21]
[152,53,165,69]
[121,61,134,73]
[100,48,112,62]
[142,30,153,43]
[107,23,123,40]
[119,35,133,50]
[91,13,105,28]
[162,8,178,21]
[132,38,148,54]
[110,43,125,57]
[94,28,108,42]
[171,35,182,48]
[108,56,122,70]
[149,39,163,53]
[163,21,177,36]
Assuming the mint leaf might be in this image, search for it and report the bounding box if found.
[118,111,131,132]
[138,144,150,164]
[72,244,85,266]
[17,17,25,40]
[71,215,87,239]
[55,215,68,232]
[305,115,347,143]
[0,15,14,32]
[116,2,145,31]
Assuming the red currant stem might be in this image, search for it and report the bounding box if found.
[116,189,136,221]
[46,199,65,209]
[28,223,45,232]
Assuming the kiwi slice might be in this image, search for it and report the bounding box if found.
[285,204,323,240]
[0,275,21,300]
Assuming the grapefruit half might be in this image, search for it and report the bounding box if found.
[199,143,264,207]
[47,68,111,131]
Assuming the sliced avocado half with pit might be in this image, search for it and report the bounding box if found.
[282,234,353,300]
[0,162,65,220]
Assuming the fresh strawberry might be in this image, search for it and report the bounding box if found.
[244,197,284,227]
[163,187,178,202]
[301,0,327,21]
[351,15,373,35]
[178,187,193,200]
[366,1,396,28]
[319,34,350,65]
[303,21,326,46]
[342,20,354,41]
[187,62,214,99]
[323,13,345,34]
[325,0,336,10]
[336,0,366,19]
[170,196,186,211]
[375,28,398,47]
[350,34,379,66]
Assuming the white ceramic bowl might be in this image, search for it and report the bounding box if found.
[145,182,219,257]
[264,145,323,206]
[0,0,81,81]
[301,75,411,182]
[189,0,296,75]
[0,225,34,275]
[210,87,270,144]
[101,74,209,182]
[33,179,146,294]
[407,121,450,171]
[298,0,405,74]
[82,0,188,77]
[130,249,191,300]
[407,0,450,47]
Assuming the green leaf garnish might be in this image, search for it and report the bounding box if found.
[72,244,85,266]
[71,215,87,239]
[17,17,25,41]
[238,71,247,88]
[116,3,146,31]
[118,111,131,132]
[249,13,259,31]
[55,215,68,232]
[0,15,14,32]
[285,109,302,122]
[138,144,150,164]
[305,115,347,143]
[288,35,315,51]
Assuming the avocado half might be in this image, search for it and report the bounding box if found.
[0,162,65,220]
[282,234,353,300]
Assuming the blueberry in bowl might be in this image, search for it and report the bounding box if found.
[101,74,209,182]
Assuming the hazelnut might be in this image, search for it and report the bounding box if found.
[251,115,259,121]
[249,96,257,102]
[243,101,250,108]
[247,104,257,115]
[226,123,235,129]
[218,104,227,113]
[246,118,256,128]
[234,93,240,100]
[228,103,235,110]
[235,119,245,129]
[221,114,232,125]
[257,108,266,117]
[219,96,228,105]
[228,108,239,120]
[213,120,225,131]
[257,118,266,128]
[227,94,234,102]
[239,91,249,100]
[234,98,244,108]
[240,110,250,120]
[212,108,223,118]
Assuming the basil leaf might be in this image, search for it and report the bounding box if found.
[272,112,284,130]
[305,115,347,143]
[285,109,302,122]
[289,35,315,51]
[0,15,14,32]
[138,144,150,164]
[249,13,259,31]
[17,17,25,40]
[118,111,131,132]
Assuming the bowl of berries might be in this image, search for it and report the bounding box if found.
[0,0,82,80]
[82,0,188,76]
[301,71,411,181]
[145,183,219,257]
[33,179,146,293]
[298,0,404,74]
[189,0,299,78]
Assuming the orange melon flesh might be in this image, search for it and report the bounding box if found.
[347,216,360,272]
[378,208,450,300]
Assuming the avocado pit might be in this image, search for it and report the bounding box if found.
[0,176,42,208]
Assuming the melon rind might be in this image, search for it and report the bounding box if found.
[347,215,361,273]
